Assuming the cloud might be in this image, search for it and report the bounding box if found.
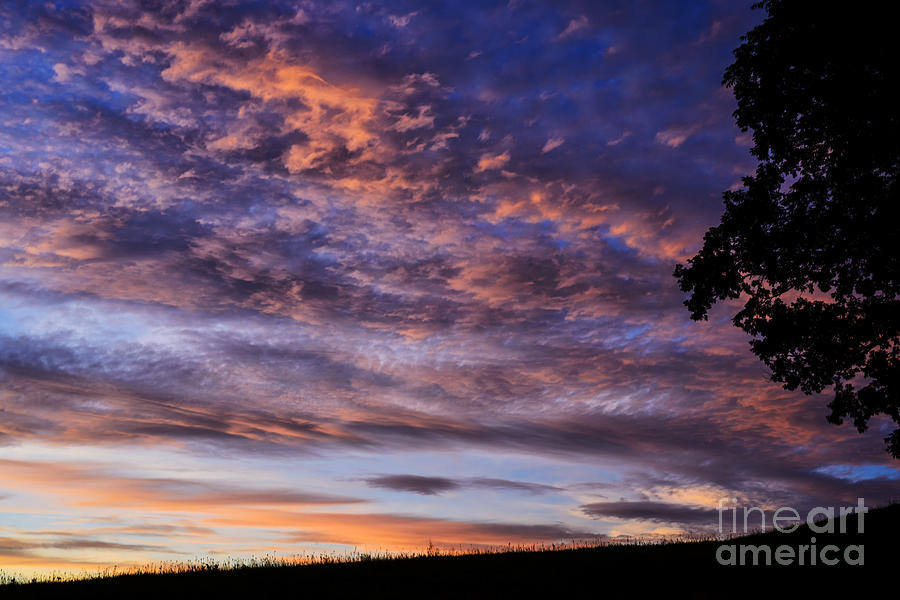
[581,501,713,526]
[541,137,565,154]
[273,512,603,548]
[388,11,419,28]
[363,475,561,495]
[475,152,510,172]
[42,538,172,552]
[160,45,379,163]
[557,16,590,40]
[0,535,177,563]
[391,105,435,132]
[468,478,562,494]
[655,125,700,148]
[364,475,460,495]
[0,458,367,510]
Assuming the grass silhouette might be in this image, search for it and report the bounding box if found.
[2,504,897,598]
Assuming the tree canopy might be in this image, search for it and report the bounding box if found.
[674,1,900,456]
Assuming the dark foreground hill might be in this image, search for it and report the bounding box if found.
[4,504,898,599]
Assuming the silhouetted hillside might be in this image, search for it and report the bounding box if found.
[4,504,898,599]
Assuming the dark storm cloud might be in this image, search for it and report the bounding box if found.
[363,475,561,495]
[364,475,460,495]
[581,501,713,525]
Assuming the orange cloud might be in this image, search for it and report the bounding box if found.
[475,151,510,172]
[161,45,379,170]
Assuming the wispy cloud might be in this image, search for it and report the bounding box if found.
[541,137,565,154]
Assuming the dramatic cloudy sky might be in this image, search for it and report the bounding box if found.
[1,0,897,576]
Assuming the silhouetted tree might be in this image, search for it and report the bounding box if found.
[675,1,900,456]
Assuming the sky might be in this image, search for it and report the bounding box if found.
[1,0,898,577]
